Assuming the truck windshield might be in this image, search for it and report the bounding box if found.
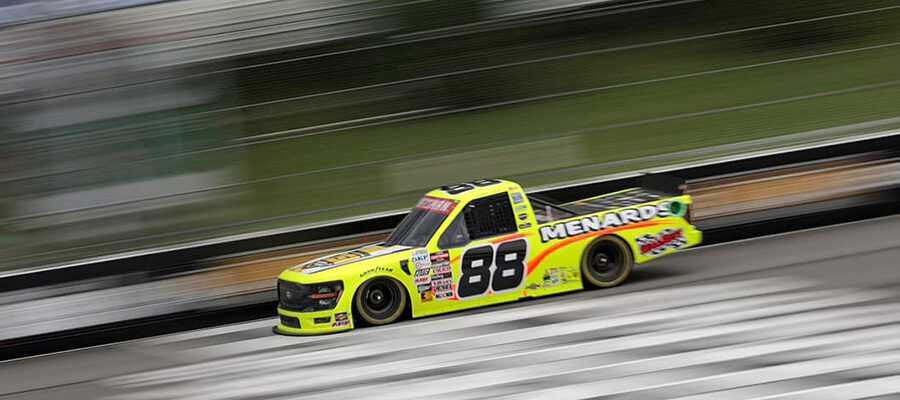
[384,196,457,247]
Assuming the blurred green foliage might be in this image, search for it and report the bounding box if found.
[6,0,900,268]
[232,0,900,223]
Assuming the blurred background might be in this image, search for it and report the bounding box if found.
[3,0,900,270]
[7,3,900,399]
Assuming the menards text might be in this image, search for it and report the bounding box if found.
[539,203,674,242]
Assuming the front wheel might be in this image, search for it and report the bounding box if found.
[354,277,407,326]
[581,236,634,288]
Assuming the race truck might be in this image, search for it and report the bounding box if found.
[275,176,702,334]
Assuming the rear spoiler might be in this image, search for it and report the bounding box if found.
[639,173,686,196]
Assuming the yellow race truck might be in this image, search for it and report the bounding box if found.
[275,176,701,334]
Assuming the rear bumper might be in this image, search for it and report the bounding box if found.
[687,226,703,247]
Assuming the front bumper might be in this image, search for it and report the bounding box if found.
[275,277,354,335]
[274,307,354,335]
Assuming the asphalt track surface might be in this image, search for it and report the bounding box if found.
[3,215,900,400]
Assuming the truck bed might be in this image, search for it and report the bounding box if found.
[563,188,670,215]
[531,188,671,224]
[530,174,684,224]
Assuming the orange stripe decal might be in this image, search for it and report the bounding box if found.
[449,232,534,264]
[490,232,531,244]
[526,220,675,275]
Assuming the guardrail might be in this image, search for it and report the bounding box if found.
[1,131,899,359]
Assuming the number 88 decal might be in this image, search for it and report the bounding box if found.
[457,239,529,299]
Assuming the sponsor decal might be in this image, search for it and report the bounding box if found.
[332,312,350,328]
[359,266,393,278]
[295,244,408,274]
[511,192,525,204]
[429,251,453,300]
[540,266,578,289]
[415,268,432,277]
[414,196,459,215]
[414,274,432,285]
[539,203,674,243]
[414,250,433,290]
[637,228,687,256]
[310,250,369,268]
[515,205,528,212]
[412,248,430,267]
[430,251,451,273]
[519,222,532,229]
[543,270,560,288]
[414,250,451,302]
[412,247,432,291]
[433,283,453,291]
[518,213,528,221]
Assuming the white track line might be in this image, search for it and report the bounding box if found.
[103,281,900,400]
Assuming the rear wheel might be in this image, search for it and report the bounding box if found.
[354,277,407,325]
[581,236,633,288]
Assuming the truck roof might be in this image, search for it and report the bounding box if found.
[424,179,524,203]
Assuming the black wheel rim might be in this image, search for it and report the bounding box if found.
[362,279,401,320]
[587,242,625,282]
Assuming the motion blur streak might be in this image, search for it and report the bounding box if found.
[690,155,900,221]
[3,1,900,396]
[4,215,900,399]
[4,0,900,269]
[219,4,900,113]
[0,233,383,341]
[2,152,897,343]
[3,71,896,227]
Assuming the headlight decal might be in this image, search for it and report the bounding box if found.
[278,280,344,312]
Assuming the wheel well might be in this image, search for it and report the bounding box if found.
[402,284,414,319]
[581,233,635,288]
[584,234,634,262]
[350,276,412,324]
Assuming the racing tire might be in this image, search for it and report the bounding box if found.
[354,277,407,326]
[581,235,634,288]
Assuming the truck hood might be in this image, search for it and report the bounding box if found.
[291,243,411,274]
